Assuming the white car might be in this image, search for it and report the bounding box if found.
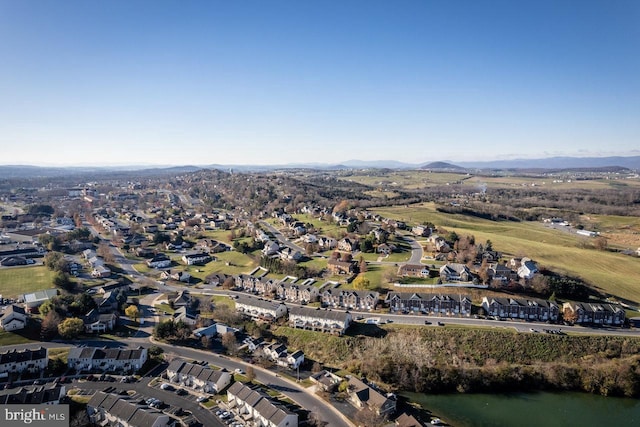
[160,383,173,390]
[234,368,244,374]
[196,396,208,403]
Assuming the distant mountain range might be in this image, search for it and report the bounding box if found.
[1,156,639,179]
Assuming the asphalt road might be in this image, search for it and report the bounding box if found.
[259,221,306,254]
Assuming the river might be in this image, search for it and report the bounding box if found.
[404,391,640,427]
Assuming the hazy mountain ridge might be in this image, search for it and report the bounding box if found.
[1,156,638,178]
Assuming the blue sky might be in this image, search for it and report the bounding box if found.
[1,0,638,166]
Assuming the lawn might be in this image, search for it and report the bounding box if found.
[48,347,71,363]
[0,330,34,346]
[0,265,56,298]
[374,203,640,304]
[288,213,344,237]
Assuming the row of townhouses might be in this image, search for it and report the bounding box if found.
[562,301,626,325]
[67,346,147,373]
[0,383,66,405]
[0,347,48,375]
[386,292,473,316]
[234,274,381,311]
[166,360,232,394]
[481,297,560,322]
[88,391,174,427]
[227,381,298,427]
[235,295,352,335]
[321,289,379,311]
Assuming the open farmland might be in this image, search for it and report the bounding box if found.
[373,203,640,304]
[0,265,56,298]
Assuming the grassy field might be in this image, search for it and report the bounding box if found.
[0,266,56,298]
[373,203,640,304]
[0,330,34,346]
[287,213,344,237]
[340,170,640,192]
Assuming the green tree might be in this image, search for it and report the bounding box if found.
[38,299,54,316]
[125,305,140,322]
[53,271,74,291]
[57,317,84,339]
[353,275,370,290]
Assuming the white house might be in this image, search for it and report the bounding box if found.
[166,360,232,394]
[235,296,288,322]
[147,254,171,269]
[0,347,48,375]
[67,346,147,373]
[517,257,538,280]
[0,304,28,331]
[288,306,352,335]
[227,382,298,427]
[22,288,58,310]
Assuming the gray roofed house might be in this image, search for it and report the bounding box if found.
[347,376,396,417]
[235,295,288,321]
[288,306,352,335]
[83,308,118,333]
[0,383,66,405]
[0,304,28,331]
[67,346,147,373]
[87,391,174,427]
[173,306,199,326]
[166,360,232,393]
[22,288,58,310]
[0,347,48,375]
[227,382,298,427]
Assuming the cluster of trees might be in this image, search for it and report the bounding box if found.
[153,319,192,341]
[259,255,319,278]
[279,326,640,398]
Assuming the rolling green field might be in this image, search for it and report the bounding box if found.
[340,170,640,192]
[373,203,640,304]
[0,266,56,298]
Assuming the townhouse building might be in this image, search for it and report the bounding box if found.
[386,292,472,316]
[166,360,232,394]
[235,296,288,322]
[67,346,147,373]
[227,382,298,427]
[0,347,48,375]
[288,306,352,335]
[562,302,625,326]
[0,383,66,405]
[87,391,173,427]
[321,289,379,311]
[482,297,559,322]
[275,281,319,304]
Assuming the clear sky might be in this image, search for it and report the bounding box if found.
[1,0,638,166]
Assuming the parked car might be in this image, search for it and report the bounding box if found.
[176,388,188,396]
[160,383,173,390]
[196,396,208,403]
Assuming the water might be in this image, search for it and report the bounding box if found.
[405,391,640,427]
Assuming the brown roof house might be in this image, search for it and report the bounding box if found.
[347,376,396,418]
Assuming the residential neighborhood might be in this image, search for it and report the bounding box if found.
[0,163,638,427]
